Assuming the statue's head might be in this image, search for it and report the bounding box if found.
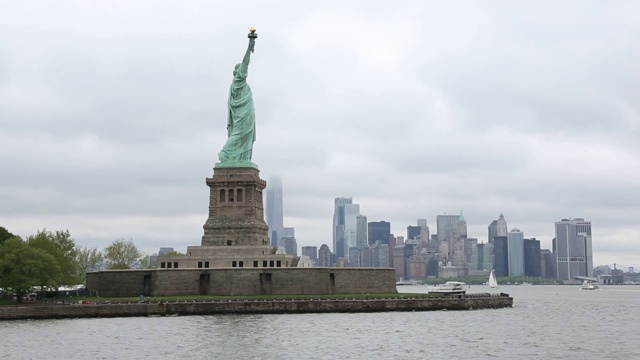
[233,63,241,76]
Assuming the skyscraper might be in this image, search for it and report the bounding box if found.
[265,176,284,247]
[508,228,525,276]
[301,246,317,261]
[318,244,332,267]
[436,214,460,243]
[524,238,541,277]
[457,213,468,239]
[280,227,297,256]
[488,213,508,243]
[555,218,593,280]
[333,197,360,259]
[493,236,509,277]
[407,226,421,240]
[356,215,368,248]
[333,197,352,258]
[368,221,391,245]
[497,214,508,236]
[540,249,555,278]
[417,219,430,243]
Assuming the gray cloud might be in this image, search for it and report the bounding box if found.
[1,1,639,268]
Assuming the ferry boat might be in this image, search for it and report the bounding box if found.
[581,281,599,290]
[427,281,467,295]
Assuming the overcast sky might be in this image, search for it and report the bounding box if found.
[1,1,638,269]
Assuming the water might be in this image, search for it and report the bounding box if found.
[2,285,639,359]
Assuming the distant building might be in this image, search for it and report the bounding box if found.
[488,213,508,244]
[555,218,593,280]
[417,218,430,243]
[282,236,297,256]
[356,215,368,248]
[370,240,390,267]
[158,247,175,255]
[524,238,541,277]
[336,257,348,267]
[301,246,317,262]
[318,244,332,267]
[392,244,414,280]
[508,229,525,276]
[493,236,509,277]
[368,221,391,245]
[348,246,364,267]
[265,176,284,247]
[407,226,421,240]
[469,242,494,272]
[540,249,555,278]
[281,227,295,238]
[436,215,460,243]
[332,197,360,259]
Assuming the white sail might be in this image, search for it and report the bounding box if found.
[488,270,498,288]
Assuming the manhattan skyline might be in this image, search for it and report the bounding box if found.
[1,1,638,269]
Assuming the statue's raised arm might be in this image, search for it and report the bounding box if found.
[239,38,255,74]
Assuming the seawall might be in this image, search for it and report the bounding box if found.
[0,294,512,320]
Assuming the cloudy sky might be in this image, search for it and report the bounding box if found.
[1,1,638,269]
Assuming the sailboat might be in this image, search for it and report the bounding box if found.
[488,270,498,289]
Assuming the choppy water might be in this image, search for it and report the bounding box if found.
[2,285,639,359]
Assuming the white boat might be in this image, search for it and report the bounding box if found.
[488,270,498,289]
[581,281,599,290]
[428,281,467,295]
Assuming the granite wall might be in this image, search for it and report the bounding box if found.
[86,268,397,297]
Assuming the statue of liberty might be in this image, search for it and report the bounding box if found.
[217,28,258,168]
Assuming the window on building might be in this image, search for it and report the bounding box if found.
[263,260,267,267]
[174,262,178,269]
[204,261,210,268]
[232,261,237,267]
[239,261,244,268]
[277,260,281,267]
[229,189,234,202]
[253,261,258,267]
[237,189,243,202]
[198,261,203,269]
[269,260,274,267]
[220,189,226,202]
[160,262,166,268]
[227,240,233,246]
[167,262,172,269]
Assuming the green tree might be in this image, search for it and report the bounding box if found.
[0,226,16,247]
[103,239,143,269]
[138,255,155,269]
[76,246,103,283]
[27,229,81,287]
[0,237,60,303]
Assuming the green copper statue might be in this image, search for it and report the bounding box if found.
[216,28,258,168]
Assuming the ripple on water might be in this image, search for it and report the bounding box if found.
[1,286,640,359]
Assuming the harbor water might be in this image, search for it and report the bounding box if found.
[2,285,639,359]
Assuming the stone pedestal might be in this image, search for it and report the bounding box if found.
[201,167,270,248]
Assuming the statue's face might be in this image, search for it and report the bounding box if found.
[233,63,241,76]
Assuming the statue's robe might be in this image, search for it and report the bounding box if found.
[218,62,256,163]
